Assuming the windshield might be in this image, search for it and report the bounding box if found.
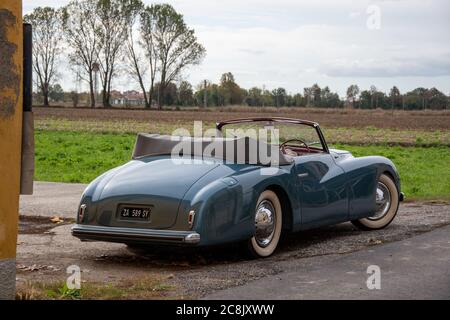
[219,120,326,151]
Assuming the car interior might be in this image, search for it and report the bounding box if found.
[279,139,325,157]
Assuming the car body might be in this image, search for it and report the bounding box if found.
[72,117,404,257]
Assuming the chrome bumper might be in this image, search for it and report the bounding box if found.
[71,224,200,244]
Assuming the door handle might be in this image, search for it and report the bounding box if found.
[297,173,309,178]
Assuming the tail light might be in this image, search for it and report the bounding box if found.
[79,204,87,222]
[188,210,196,228]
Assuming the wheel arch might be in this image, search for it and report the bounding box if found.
[380,169,403,201]
[381,170,395,184]
[265,184,294,232]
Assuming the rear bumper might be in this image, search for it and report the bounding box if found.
[399,192,405,202]
[71,224,200,245]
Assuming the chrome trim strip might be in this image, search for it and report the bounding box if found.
[71,224,200,244]
[184,233,201,243]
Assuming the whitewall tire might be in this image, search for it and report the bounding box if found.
[248,190,282,257]
[352,174,399,230]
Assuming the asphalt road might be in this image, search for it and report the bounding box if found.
[20,181,85,218]
[205,225,450,299]
[18,181,450,299]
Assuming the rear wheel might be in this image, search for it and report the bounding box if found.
[247,190,282,257]
[351,174,399,230]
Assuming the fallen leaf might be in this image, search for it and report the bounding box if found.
[368,238,383,245]
[50,216,64,223]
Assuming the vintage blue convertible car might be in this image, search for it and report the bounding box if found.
[72,117,404,257]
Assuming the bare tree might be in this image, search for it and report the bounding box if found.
[124,0,152,108]
[24,7,63,106]
[346,84,360,108]
[137,5,161,108]
[370,85,378,109]
[150,4,206,109]
[95,0,141,107]
[62,0,99,108]
[303,87,313,107]
[389,86,400,110]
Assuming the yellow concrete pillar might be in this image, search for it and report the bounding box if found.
[0,0,23,300]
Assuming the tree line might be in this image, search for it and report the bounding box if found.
[39,73,449,110]
[194,74,344,108]
[25,2,449,110]
[347,85,449,110]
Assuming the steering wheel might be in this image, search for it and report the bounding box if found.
[280,139,310,155]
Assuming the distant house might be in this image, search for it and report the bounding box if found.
[111,90,145,107]
[111,90,125,106]
[123,90,145,106]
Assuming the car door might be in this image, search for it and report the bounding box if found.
[294,153,348,228]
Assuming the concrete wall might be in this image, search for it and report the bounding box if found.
[0,260,16,299]
[0,0,23,300]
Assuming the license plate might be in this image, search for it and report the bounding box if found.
[120,206,151,220]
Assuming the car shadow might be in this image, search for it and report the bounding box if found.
[90,222,374,269]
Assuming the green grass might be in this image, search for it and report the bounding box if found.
[35,130,135,183]
[332,144,450,199]
[35,130,450,199]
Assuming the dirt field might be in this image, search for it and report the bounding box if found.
[35,106,450,130]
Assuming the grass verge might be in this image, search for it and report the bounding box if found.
[16,276,175,300]
[35,130,450,199]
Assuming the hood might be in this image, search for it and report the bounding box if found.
[87,156,220,229]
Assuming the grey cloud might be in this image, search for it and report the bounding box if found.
[322,55,450,78]
[238,48,266,55]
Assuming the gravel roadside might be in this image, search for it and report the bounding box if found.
[16,199,450,299]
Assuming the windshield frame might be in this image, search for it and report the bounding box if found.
[216,117,329,153]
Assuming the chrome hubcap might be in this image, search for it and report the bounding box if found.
[369,182,391,220]
[254,200,276,247]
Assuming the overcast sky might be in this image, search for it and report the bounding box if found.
[23,0,450,97]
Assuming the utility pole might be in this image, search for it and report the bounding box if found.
[93,62,99,108]
[203,79,207,109]
[0,0,33,300]
[75,66,81,106]
[262,84,266,107]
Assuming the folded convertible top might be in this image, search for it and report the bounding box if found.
[132,133,293,166]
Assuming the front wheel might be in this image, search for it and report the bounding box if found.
[247,190,282,258]
[351,174,400,230]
